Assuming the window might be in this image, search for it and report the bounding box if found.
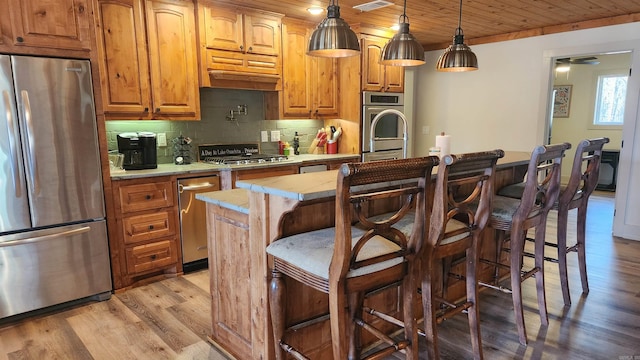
[593,73,628,126]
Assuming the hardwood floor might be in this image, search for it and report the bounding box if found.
[1,192,639,359]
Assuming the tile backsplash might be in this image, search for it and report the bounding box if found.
[105,88,325,164]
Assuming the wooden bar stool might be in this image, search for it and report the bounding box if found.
[266,157,438,359]
[499,138,609,306]
[480,143,571,345]
[421,150,504,360]
[364,150,503,360]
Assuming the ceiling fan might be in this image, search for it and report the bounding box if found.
[554,56,599,73]
[556,56,600,65]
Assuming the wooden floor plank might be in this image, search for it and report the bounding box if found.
[117,288,203,353]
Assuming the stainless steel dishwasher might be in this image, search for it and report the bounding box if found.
[178,175,220,272]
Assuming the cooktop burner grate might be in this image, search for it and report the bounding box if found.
[201,153,288,165]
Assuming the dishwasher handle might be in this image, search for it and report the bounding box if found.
[178,182,218,193]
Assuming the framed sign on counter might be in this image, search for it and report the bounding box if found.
[553,85,572,118]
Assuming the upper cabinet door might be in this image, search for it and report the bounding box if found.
[7,0,92,51]
[94,0,152,115]
[312,56,339,116]
[361,36,385,92]
[145,0,199,117]
[361,34,404,93]
[244,14,280,56]
[281,22,312,116]
[385,64,404,93]
[203,6,243,52]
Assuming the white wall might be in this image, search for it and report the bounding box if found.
[412,22,640,156]
[409,22,640,240]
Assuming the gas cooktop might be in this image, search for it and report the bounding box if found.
[198,143,288,165]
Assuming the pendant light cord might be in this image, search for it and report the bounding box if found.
[398,0,409,24]
[455,0,464,38]
[457,0,463,30]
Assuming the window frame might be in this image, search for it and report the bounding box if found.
[590,69,629,129]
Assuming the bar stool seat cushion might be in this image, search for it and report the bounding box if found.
[491,195,541,222]
[267,214,469,280]
[499,183,584,204]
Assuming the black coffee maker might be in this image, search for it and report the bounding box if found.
[117,132,157,170]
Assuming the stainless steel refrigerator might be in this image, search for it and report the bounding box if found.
[0,55,112,319]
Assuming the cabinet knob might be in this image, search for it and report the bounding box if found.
[155,108,160,113]
[239,45,244,51]
[248,46,253,52]
[145,194,152,200]
[148,225,154,230]
[16,36,24,43]
[150,254,157,260]
[143,107,149,112]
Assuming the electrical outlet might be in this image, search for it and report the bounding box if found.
[271,130,280,142]
[261,130,269,142]
[157,132,167,147]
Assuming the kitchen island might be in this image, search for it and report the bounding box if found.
[196,152,530,359]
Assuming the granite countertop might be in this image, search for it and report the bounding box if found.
[196,188,249,214]
[233,151,532,202]
[110,153,361,180]
[236,170,341,201]
[195,151,532,210]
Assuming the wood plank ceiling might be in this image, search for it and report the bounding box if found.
[206,0,640,50]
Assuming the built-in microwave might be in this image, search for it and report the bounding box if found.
[362,91,407,160]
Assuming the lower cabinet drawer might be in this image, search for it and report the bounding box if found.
[122,210,176,245]
[125,240,178,274]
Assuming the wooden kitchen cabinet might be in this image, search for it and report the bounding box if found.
[0,0,92,57]
[198,3,283,87]
[93,0,200,120]
[361,34,404,93]
[205,200,253,359]
[111,176,182,289]
[280,20,339,119]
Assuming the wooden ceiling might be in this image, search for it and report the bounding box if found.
[206,0,640,50]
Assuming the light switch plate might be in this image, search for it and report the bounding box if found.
[261,130,269,142]
[157,132,167,147]
[271,130,280,142]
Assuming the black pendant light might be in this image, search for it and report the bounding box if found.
[436,0,478,72]
[380,0,425,66]
[307,0,360,58]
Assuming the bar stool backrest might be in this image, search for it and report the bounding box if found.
[331,156,439,283]
[558,137,610,207]
[516,142,572,222]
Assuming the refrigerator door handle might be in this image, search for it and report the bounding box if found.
[0,226,91,248]
[2,90,22,196]
[21,90,40,195]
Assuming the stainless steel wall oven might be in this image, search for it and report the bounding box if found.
[361,91,407,162]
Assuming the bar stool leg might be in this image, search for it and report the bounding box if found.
[577,203,590,296]
[329,283,349,359]
[348,292,364,359]
[269,270,286,360]
[533,224,549,326]
[466,244,483,360]
[556,205,572,306]
[509,226,528,345]
[421,260,440,360]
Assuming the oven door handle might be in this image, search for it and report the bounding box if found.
[179,183,218,193]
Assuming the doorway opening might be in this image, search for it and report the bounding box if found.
[546,51,631,191]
